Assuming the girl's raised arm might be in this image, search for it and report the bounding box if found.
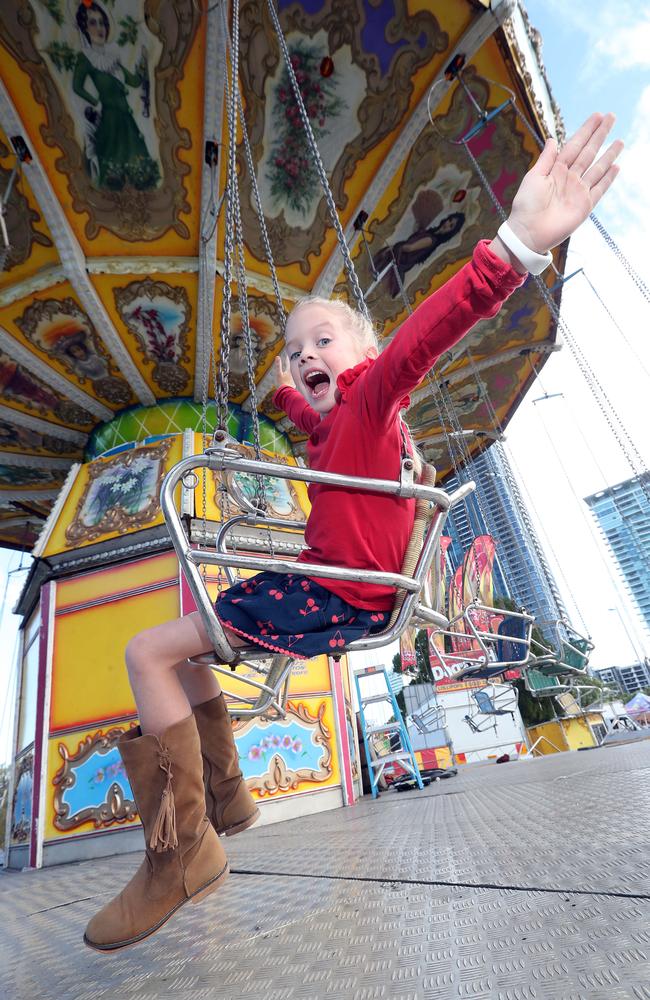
[362,111,622,423]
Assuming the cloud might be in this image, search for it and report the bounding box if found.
[592,13,650,70]
[529,0,650,78]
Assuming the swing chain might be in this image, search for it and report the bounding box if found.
[265,0,370,321]
[588,213,650,307]
[507,93,650,310]
[215,0,243,435]
[219,2,275,550]
[236,87,287,333]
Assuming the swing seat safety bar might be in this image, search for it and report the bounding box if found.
[429,602,534,679]
[160,447,474,671]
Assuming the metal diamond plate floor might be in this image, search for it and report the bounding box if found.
[3,742,650,999]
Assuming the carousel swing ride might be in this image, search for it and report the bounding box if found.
[3,0,650,874]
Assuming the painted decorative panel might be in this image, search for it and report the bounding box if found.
[12,294,134,406]
[10,750,33,845]
[0,348,95,429]
[0,1,201,243]
[42,434,183,554]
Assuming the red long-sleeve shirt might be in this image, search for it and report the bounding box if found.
[273,240,526,610]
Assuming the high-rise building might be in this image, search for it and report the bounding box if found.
[442,442,566,627]
[593,660,650,695]
[585,474,650,639]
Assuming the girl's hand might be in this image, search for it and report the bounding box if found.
[505,112,623,255]
[273,354,295,390]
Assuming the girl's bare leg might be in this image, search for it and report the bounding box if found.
[175,621,250,705]
[125,611,246,738]
[175,658,222,706]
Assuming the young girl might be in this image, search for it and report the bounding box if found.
[84,113,621,952]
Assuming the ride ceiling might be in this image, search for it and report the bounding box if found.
[0,0,564,551]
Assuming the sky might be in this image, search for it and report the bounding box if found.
[503,0,650,666]
[1,0,650,765]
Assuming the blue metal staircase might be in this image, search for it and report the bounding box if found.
[354,666,424,798]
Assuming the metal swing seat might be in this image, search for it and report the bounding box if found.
[521,623,593,698]
[410,701,447,737]
[463,682,519,734]
[523,666,569,699]
[427,597,534,682]
[528,620,593,677]
[161,437,476,718]
[554,683,611,718]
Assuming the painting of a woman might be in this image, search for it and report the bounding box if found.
[72,2,159,191]
[373,191,465,298]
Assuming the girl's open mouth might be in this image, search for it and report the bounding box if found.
[303,369,331,399]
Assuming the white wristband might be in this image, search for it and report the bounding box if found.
[497,221,552,275]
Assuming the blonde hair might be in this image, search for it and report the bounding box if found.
[287,295,379,353]
[286,295,425,478]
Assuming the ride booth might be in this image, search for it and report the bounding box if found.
[5,428,361,871]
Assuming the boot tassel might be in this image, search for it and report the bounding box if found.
[149,752,178,852]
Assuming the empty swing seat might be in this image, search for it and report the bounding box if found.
[473,689,513,716]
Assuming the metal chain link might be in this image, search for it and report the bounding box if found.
[231,157,274,533]
[265,0,370,320]
[579,270,650,381]
[462,129,650,605]
[525,354,650,578]
[503,100,650,497]
[510,100,650,374]
[588,213,650,307]
[215,0,242,432]
[436,378,516,601]
[495,440,570,624]
[510,98,650,319]
[370,230,506,609]
[236,88,287,335]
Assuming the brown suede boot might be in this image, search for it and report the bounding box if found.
[83,713,229,952]
[193,693,260,837]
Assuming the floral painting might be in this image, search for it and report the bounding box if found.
[114,278,191,395]
[266,41,345,216]
[238,0,448,267]
[234,701,332,796]
[65,438,172,544]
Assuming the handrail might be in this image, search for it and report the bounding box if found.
[204,445,456,504]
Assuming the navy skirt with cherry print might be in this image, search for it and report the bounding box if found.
[214,570,388,659]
